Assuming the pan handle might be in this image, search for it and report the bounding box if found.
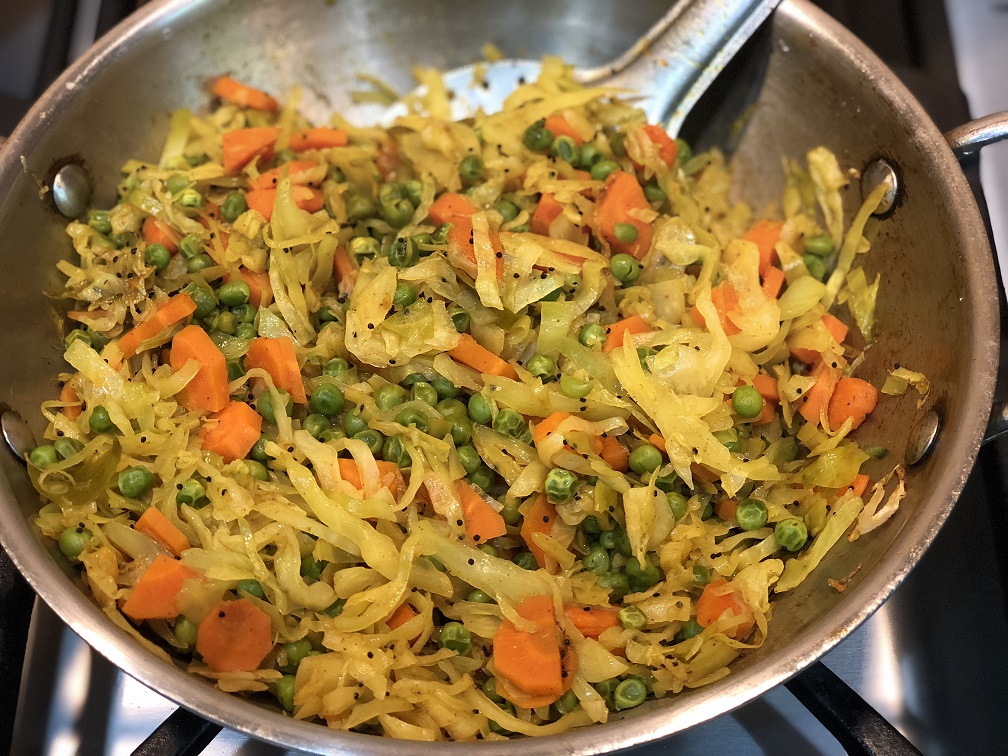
[945,111,1008,157]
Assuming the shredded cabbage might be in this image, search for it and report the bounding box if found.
[28,60,910,741]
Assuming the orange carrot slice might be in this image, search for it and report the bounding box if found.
[761,265,785,299]
[428,192,477,224]
[743,219,783,276]
[848,473,871,498]
[594,170,653,260]
[248,159,318,191]
[288,127,349,151]
[244,337,307,404]
[60,383,82,421]
[492,595,564,700]
[221,127,281,174]
[827,377,879,431]
[196,598,275,672]
[531,193,564,236]
[121,554,199,621]
[201,400,263,463]
[600,434,629,472]
[641,124,678,167]
[387,602,417,631]
[141,216,180,253]
[602,315,653,353]
[447,333,517,380]
[696,577,755,640]
[135,507,191,557]
[118,293,197,359]
[170,324,230,413]
[337,458,406,500]
[690,282,741,336]
[562,604,620,639]
[520,493,557,571]
[797,362,841,425]
[456,480,507,544]
[212,76,279,112]
[544,114,585,145]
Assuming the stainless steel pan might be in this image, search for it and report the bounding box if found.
[0,0,1005,752]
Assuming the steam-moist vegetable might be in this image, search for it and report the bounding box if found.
[29,61,907,741]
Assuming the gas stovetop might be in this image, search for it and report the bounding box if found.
[3,1,1008,753]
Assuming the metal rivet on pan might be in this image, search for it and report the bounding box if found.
[1,409,35,463]
[905,410,940,466]
[51,163,91,218]
[861,159,899,215]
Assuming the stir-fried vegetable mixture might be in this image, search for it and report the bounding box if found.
[29,60,906,739]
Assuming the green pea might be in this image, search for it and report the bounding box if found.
[323,597,347,617]
[300,554,324,581]
[701,501,714,520]
[578,323,606,348]
[495,198,519,222]
[392,282,416,309]
[182,282,217,318]
[450,307,471,333]
[450,419,472,446]
[284,639,313,668]
[522,119,554,151]
[401,373,426,389]
[803,253,827,281]
[598,529,617,551]
[478,543,498,557]
[775,517,809,551]
[456,444,481,475]
[736,498,769,531]
[666,491,688,520]
[29,445,59,469]
[216,311,238,335]
[249,436,272,462]
[177,233,202,260]
[545,468,578,503]
[618,605,648,630]
[176,478,206,507]
[459,154,484,185]
[439,621,472,654]
[302,413,330,440]
[218,280,251,307]
[675,138,693,165]
[804,234,834,257]
[318,305,338,325]
[64,329,91,351]
[676,617,703,642]
[597,571,630,599]
[257,389,293,424]
[342,410,368,437]
[557,374,591,399]
[88,209,112,234]
[482,676,505,703]
[583,544,611,575]
[492,408,526,439]
[467,465,494,492]
[499,502,522,526]
[609,132,627,157]
[865,446,889,459]
[381,198,414,229]
[174,616,198,648]
[467,394,492,425]
[732,385,764,419]
[538,288,562,303]
[614,528,633,558]
[466,589,493,603]
[590,160,619,181]
[375,384,406,412]
[614,677,647,710]
[86,328,110,350]
[310,382,345,417]
[554,689,580,717]
[693,564,711,586]
[118,466,155,498]
[275,675,296,712]
[593,679,618,707]
[274,148,297,164]
[221,191,247,222]
[395,408,428,433]
[53,438,84,461]
[382,435,412,468]
[354,429,384,456]
[322,358,350,378]
[626,557,662,592]
[613,222,639,244]
[58,525,92,559]
[581,516,602,535]
[237,579,265,599]
[234,323,255,340]
[388,236,419,268]
[431,222,452,244]
[610,253,640,284]
[643,183,667,204]
[551,135,578,163]
[187,253,214,273]
[437,398,468,422]
[427,378,458,402]
[346,194,378,222]
[526,353,557,382]
[629,444,663,475]
[320,428,346,444]
[144,243,171,272]
[410,381,438,407]
[401,180,423,207]
[513,551,539,570]
[577,143,603,169]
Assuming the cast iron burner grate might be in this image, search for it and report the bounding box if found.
[0,0,1000,753]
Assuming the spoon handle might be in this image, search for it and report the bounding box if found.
[577,0,781,133]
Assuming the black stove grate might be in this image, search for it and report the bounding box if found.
[1,0,1002,753]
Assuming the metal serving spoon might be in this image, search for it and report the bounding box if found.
[425,0,781,132]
